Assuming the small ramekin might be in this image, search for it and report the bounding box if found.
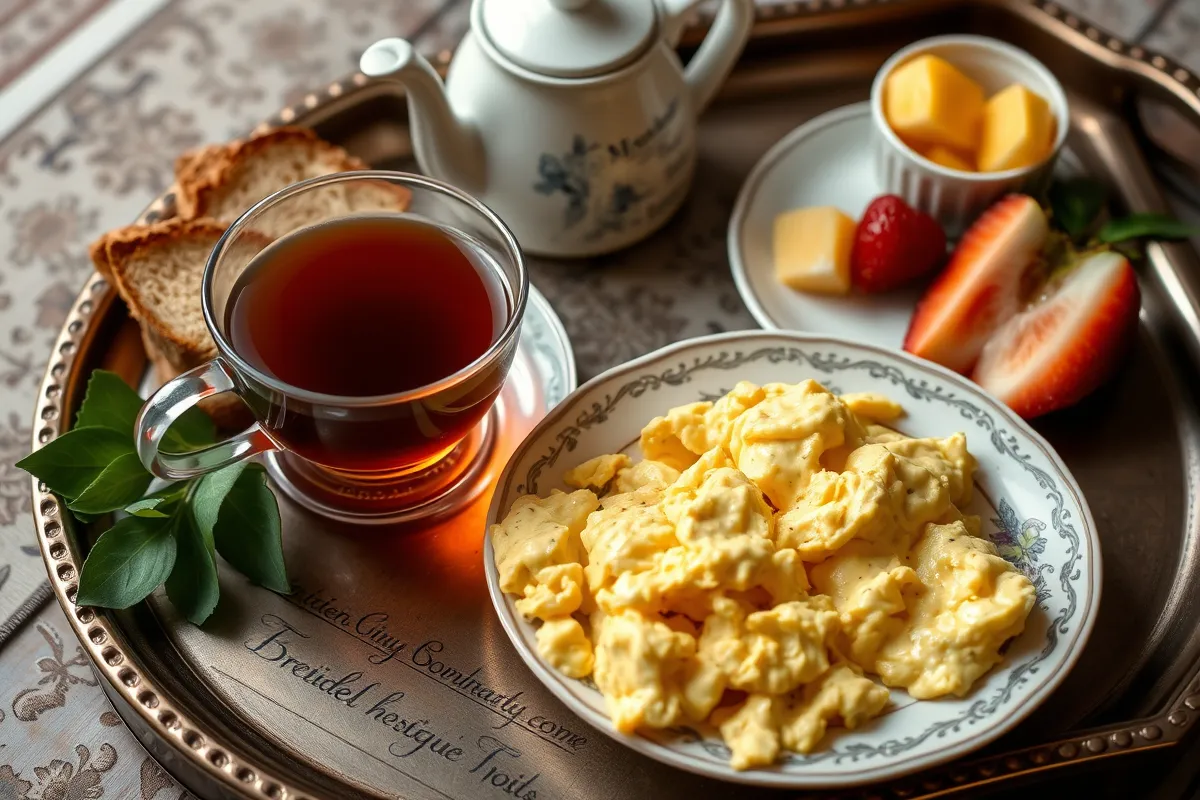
[870,35,1069,237]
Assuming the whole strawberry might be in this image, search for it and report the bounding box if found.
[851,195,947,293]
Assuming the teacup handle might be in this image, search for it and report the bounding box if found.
[135,358,276,481]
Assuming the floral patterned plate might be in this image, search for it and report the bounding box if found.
[482,330,1100,789]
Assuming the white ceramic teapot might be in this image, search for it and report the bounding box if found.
[360,0,754,258]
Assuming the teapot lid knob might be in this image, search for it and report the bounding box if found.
[476,0,655,79]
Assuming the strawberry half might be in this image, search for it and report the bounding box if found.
[972,251,1140,419]
[850,195,947,293]
[904,194,1049,373]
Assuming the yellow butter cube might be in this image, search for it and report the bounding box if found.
[773,206,856,295]
[921,144,974,172]
[978,84,1054,172]
[884,54,985,153]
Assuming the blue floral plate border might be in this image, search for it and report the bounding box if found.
[483,330,1101,789]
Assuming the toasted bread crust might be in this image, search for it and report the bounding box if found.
[174,142,230,187]
[89,217,219,280]
[98,217,228,369]
[175,126,386,221]
[87,235,114,278]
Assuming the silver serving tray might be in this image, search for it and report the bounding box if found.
[31,2,1200,798]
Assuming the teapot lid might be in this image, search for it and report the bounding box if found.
[477,0,657,79]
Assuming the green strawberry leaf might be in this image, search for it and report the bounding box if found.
[16,426,133,499]
[213,464,289,593]
[77,515,176,608]
[1098,213,1200,244]
[1048,178,1108,241]
[67,452,154,515]
[165,511,220,625]
[1112,240,1144,263]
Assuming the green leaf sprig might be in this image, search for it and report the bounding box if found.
[1047,178,1200,251]
[17,370,289,624]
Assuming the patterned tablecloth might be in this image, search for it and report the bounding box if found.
[2,0,1199,797]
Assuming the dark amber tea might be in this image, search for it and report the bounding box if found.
[226,214,512,473]
[229,215,505,396]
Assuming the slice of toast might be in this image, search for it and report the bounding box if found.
[89,218,249,430]
[172,142,228,198]
[86,126,411,431]
[92,217,223,370]
[175,127,411,236]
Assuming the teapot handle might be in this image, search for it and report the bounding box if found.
[661,0,754,115]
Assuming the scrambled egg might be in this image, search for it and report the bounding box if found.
[490,380,1036,770]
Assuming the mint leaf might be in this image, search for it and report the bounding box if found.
[17,426,133,499]
[124,504,170,519]
[67,452,153,515]
[165,511,220,625]
[213,464,289,593]
[125,484,188,518]
[190,462,247,540]
[76,368,216,452]
[1049,178,1107,240]
[76,370,143,439]
[77,516,176,608]
[1098,213,1200,244]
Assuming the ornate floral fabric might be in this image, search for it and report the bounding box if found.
[0,618,187,798]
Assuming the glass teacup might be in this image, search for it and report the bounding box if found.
[135,171,528,523]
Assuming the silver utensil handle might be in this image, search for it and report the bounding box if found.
[135,358,275,481]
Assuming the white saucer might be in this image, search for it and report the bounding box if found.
[728,102,920,349]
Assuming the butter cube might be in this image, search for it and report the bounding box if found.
[773,206,856,295]
[884,54,985,153]
[978,84,1054,172]
[922,144,974,172]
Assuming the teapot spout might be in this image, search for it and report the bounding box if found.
[360,38,485,193]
